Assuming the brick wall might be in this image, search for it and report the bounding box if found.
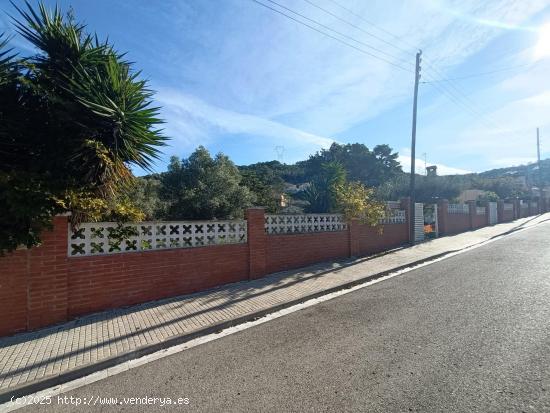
[0,248,28,336]
[67,244,249,318]
[471,213,487,229]
[0,216,69,336]
[352,222,408,256]
[266,231,349,274]
[0,200,531,337]
[503,209,514,222]
[445,213,470,235]
[0,216,248,335]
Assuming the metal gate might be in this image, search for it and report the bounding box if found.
[423,203,438,239]
[414,203,424,242]
[488,202,497,225]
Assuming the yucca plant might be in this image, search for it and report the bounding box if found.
[0,2,167,253]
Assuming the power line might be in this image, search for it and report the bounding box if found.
[325,0,419,52]
[421,62,539,83]
[428,73,507,132]
[303,0,505,130]
[423,76,504,132]
[251,0,413,72]
[262,0,412,68]
[253,0,525,137]
[302,0,415,57]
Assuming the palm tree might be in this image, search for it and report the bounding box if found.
[0,2,167,252]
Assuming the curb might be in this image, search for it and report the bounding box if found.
[0,216,547,403]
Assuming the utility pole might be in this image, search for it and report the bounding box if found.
[537,128,542,192]
[409,50,422,245]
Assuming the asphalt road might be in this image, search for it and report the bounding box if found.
[20,223,550,412]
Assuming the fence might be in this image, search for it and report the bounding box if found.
[69,220,248,257]
[448,203,469,214]
[0,204,410,336]
[476,207,486,215]
[264,214,346,235]
[1,197,545,337]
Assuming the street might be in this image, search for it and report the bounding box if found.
[21,223,550,412]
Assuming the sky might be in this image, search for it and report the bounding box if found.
[2,0,550,176]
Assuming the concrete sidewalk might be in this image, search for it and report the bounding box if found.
[1,214,549,401]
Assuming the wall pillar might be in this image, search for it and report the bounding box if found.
[497,200,504,223]
[542,198,548,213]
[348,220,360,257]
[400,197,412,243]
[484,202,491,226]
[467,200,476,230]
[513,199,520,219]
[246,208,267,280]
[27,215,70,330]
[437,199,449,236]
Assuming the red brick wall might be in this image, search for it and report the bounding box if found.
[0,216,69,335]
[502,209,514,222]
[0,201,528,337]
[354,223,408,256]
[67,244,249,317]
[445,214,470,234]
[471,213,487,229]
[0,216,248,335]
[0,249,28,336]
[266,231,349,274]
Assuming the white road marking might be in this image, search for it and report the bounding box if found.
[1,220,547,412]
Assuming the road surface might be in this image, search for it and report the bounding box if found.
[19,223,550,412]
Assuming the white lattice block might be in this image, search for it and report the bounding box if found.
[448,204,469,214]
[264,214,347,234]
[69,220,247,257]
[503,203,514,211]
[380,209,406,224]
[476,207,486,215]
[386,201,401,210]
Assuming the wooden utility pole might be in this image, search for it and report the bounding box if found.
[409,50,422,245]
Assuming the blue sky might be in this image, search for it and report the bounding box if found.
[2,0,550,175]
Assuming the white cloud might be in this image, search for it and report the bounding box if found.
[398,153,471,175]
[156,88,335,157]
[446,90,550,158]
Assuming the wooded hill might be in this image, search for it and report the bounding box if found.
[130,143,549,220]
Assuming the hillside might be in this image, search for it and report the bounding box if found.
[478,158,550,182]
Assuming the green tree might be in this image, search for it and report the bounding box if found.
[476,191,499,205]
[0,3,166,252]
[334,182,386,227]
[300,142,401,187]
[303,161,346,213]
[377,174,461,203]
[160,147,254,219]
[239,170,281,213]
[126,175,166,220]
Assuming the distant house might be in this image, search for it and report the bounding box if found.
[426,165,437,177]
[284,182,310,194]
[457,189,487,203]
